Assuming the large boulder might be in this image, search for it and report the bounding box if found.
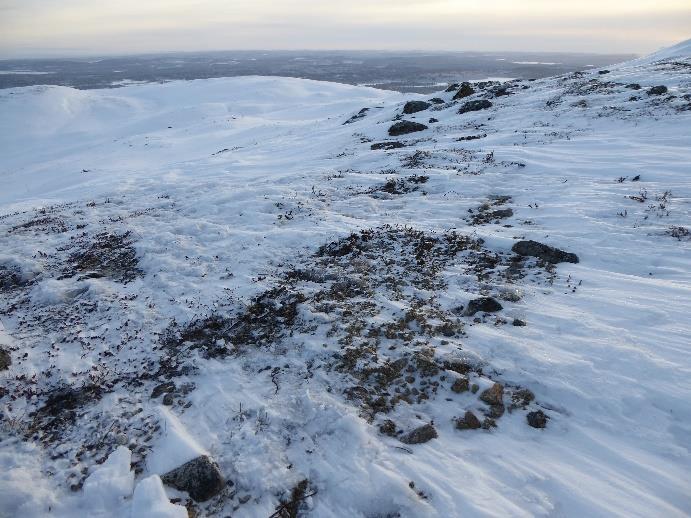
[511,240,579,264]
[161,455,225,502]
[458,99,492,114]
[452,82,475,100]
[403,101,432,114]
[388,121,428,136]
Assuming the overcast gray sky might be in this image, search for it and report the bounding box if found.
[1,0,690,58]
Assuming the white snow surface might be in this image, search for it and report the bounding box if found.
[0,45,690,518]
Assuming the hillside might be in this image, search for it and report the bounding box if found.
[1,44,690,517]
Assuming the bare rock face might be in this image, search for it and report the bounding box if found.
[399,423,438,444]
[403,101,432,114]
[480,383,504,406]
[388,121,428,136]
[511,240,579,264]
[161,455,225,502]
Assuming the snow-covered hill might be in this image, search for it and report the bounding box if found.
[1,44,690,518]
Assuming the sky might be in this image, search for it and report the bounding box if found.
[0,0,690,58]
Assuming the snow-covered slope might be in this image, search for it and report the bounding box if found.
[0,44,690,518]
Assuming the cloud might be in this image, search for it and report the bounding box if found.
[1,0,689,57]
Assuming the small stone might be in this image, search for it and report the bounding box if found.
[162,393,174,406]
[428,118,439,123]
[471,384,479,394]
[451,377,469,393]
[512,319,527,327]
[464,297,503,316]
[379,419,397,437]
[527,410,549,428]
[399,424,438,444]
[480,383,504,406]
[161,455,225,502]
[455,411,481,430]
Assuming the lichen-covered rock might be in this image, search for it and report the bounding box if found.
[161,455,225,502]
[399,423,438,444]
[480,383,504,406]
[511,240,579,264]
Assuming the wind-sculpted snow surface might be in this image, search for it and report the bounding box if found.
[0,47,690,517]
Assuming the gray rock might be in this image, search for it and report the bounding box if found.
[511,240,579,264]
[403,101,432,114]
[388,121,428,136]
[480,383,504,406]
[399,423,438,444]
[452,82,475,100]
[161,455,225,502]
[445,83,460,92]
[458,99,492,114]
[464,297,503,316]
